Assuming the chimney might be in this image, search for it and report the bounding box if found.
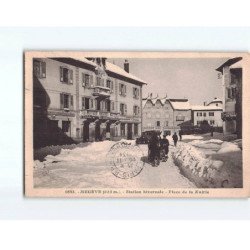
[204,101,207,106]
[124,60,129,73]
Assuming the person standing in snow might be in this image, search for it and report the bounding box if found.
[210,126,214,137]
[172,132,178,147]
[148,132,160,164]
[160,135,169,156]
[179,130,183,141]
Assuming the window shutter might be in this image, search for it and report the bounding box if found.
[70,95,74,109]
[82,97,85,110]
[60,67,63,82]
[138,107,140,115]
[60,93,64,109]
[94,99,97,109]
[124,85,127,95]
[90,75,93,86]
[41,61,46,78]
[82,73,85,87]
[69,69,73,84]
[110,81,113,92]
[101,78,104,87]
[33,60,40,77]
[125,104,127,114]
[119,83,122,95]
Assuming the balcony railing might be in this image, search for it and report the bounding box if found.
[92,86,111,97]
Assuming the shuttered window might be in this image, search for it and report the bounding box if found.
[60,93,73,110]
[82,73,91,87]
[120,103,127,115]
[119,83,126,96]
[34,60,46,78]
[60,66,73,84]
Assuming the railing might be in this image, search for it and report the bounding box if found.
[92,86,111,97]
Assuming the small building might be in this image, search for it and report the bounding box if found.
[191,104,223,128]
[216,57,242,138]
[207,97,223,108]
[142,94,191,135]
[33,57,147,148]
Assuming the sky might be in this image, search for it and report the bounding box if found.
[108,58,228,105]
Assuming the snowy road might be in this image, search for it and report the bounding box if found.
[34,141,196,189]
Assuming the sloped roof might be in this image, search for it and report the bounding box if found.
[216,57,242,72]
[169,100,191,110]
[51,57,147,85]
[192,105,222,111]
[105,62,147,85]
[207,97,222,105]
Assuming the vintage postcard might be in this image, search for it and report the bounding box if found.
[25,51,250,198]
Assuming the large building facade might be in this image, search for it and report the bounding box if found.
[142,94,191,135]
[216,57,242,138]
[33,57,146,148]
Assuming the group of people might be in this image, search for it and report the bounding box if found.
[148,130,183,165]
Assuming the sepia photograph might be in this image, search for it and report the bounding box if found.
[25,52,249,197]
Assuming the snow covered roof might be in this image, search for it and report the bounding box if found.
[192,105,223,111]
[216,57,242,72]
[105,61,147,85]
[207,97,222,105]
[169,100,191,110]
[52,57,147,85]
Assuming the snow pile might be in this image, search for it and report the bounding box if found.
[41,140,116,165]
[34,160,45,169]
[182,135,204,140]
[189,139,223,150]
[217,141,241,154]
[172,143,225,187]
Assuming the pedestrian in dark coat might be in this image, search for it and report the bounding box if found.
[210,126,214,137]
[172,132,178,147]
[179,130,183,141]
[160,135,169,155]
[148,132,160,162]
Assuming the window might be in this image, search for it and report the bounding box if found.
[133,105,140,116]
[82,97,90,110]
[119,83,127,96]
[134,124,138,136]
[156,121,160,127]
[120,103,127,115]
[227,87,237,99]
[121,123,126,136]
[133,87,139,99]
[203,112,206,117]
[176,115,185,121]
[96,77,104,87]
[197,121,202,126]
[106,79,114,93]
[89,98,96,109]
[100,100,110,111]
[60,67,73,84]
[34,60,46,78]
[62,121,71,133]
[82,73,92,87]
[111,101,115,111]
[210,120,215,125]
[165,121,168,127]
[197,112,202,117]
[209,112,214,116]
[60,93,73,110]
